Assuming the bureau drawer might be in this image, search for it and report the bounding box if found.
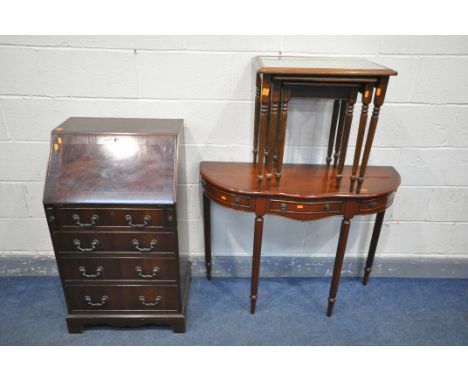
[269,199,343,219]
[53,232,177,255]
[358,196,388,214]
[58,257,178,282]
[204,183,253,210]
[51,207,175,230]
[64,284,180,312]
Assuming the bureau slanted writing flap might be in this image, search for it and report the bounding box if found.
[43,117,183,205]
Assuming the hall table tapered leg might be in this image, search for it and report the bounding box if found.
[200,161,400,316]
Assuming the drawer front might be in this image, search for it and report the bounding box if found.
[358,196,388,213]
[204,183,253,211]
[58,257,178,282]
[64,285,180,312]
[53,207,175,230]
[53,232,177,254]
[269,199,343,219]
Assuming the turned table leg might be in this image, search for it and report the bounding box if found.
[350,85,373,191]
[250,215,264,314]
[362,210,386,285]
[327,217,351,317]
[326,100,341,166]
[66,319,84,334]
[333,100,347,168]
[203,192,212,280]
[357,77,389,193]
[336,90,358,187]
[257,75,272,182]
[266,80,281,183]
[275,87,291,181]
[253,73,261,164]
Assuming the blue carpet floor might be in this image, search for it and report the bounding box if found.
[0,276,467,345]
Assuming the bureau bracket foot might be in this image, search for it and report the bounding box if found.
[171,320,186,333]
[66,320,84,334]
[66,315,188,334]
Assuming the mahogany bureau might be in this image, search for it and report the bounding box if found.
[43,117,190,333]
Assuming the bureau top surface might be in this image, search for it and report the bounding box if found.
[44,118,183,205]
[53,117,183,135]
[254,56,397,76]
[200,162,401,199]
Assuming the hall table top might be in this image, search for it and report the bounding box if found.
[200,162,400,207]
[254,56,398,77]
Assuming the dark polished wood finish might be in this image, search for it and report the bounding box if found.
[44,117,190,333]
[252,56,397,187]
[203,192,212,280]
[276,87,292,180]
[254,56,397,76]
[327,218,351,317]
[326,100,340,166]
[350,85,374,190]
[334,100,347,168]
[201,161,400,315]
[58,256,179,282]
[362,210,386,285]
[253,73,261,164]
[266,79,281,181]
[357,77,389,193]
[250,216,264,314]
[256,74,271,181]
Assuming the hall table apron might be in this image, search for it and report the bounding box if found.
[200,161,401,316]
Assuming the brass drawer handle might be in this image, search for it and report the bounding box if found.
[280,202,287,214]
[78,265,104,278]
[132,239,157,252]
[139,295,162,307]
[84,295,108,307]
[323,204,331,211]
[73,239,99,252]
[72,214,99,228]
[135,266,160,279]
[125,214,151,228]
[369,201,377,208]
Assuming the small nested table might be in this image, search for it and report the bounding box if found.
[253,56,397,192]
[200,162,400,316]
